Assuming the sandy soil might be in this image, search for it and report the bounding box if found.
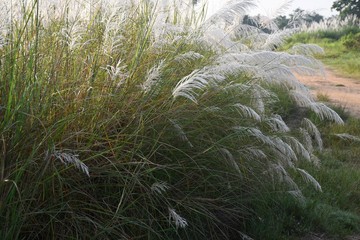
[296,68,360,118]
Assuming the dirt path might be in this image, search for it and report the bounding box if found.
[296,68,360,118]
[296,69,360,240]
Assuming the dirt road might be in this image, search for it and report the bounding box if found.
[296,68,360,118]
[296,69,360,240]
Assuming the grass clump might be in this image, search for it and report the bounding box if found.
[0,0,352,239]
[342,32,360,50]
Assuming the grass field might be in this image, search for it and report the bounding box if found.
[0,1,360,239]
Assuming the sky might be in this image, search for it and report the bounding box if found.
[206,0,337,18]
[253,0,336,17]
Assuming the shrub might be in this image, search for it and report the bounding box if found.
[342,32,360,50]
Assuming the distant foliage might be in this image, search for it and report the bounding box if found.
[275,8,324,29]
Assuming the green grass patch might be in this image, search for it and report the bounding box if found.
[284,28,360,79]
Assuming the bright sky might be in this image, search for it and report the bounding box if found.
[206,0,337,18]
[253,0,336,17]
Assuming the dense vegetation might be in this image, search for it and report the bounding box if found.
[284,17,360,78]
[0,1,359,239]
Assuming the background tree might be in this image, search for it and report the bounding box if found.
[332,0,360,19]
[304,12,324,24]
[275,8,324,29]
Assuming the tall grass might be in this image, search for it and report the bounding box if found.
[0,0,344,239]
[301,15,360,38]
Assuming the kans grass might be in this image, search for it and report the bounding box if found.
[0,0,350,239]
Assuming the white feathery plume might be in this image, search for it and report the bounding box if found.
[168,208,188,229]
[290,90,315,108]
[238,148,267,162]
[222,83,252,94]
[252,89,265,114]
[231,23,262,39]
[333,133,360,142]
[201,25,248,52]
[233,127,274,147]
[245,148,267,160]
[232,103,261,122]
[246,32,269,49]
[220,148,242,176]
[290,89,344,124]
[258,15,280,33]
[153,22,189,46]
[174,51,204,63]
[212,62,262,78]
[151,182,170,195]
[268,164,299,190]
[250,85,276,114]
[234,128,296,168]
[289,44,325,56]
[263,64,307,90]
[279,52,321,69]
[101,7,126,55]
[265,115,290,133]
[302,118,323,150]
[290,65,323,77]
[49,149,90,177]
[297,168,322,192]
[214,51,321,95]
[272,137,298,164]
[303,15,359,34]
[172,68,225,103]
[142,60,165,93]
[215,52,255,66]
[205,0,257,27]
[283,136,311,162]
[214,53,264,77]
[267,52,320,73]
[265,0,294,18]
[60,20,87,51]
[310,154,321,167]
[103,59,128,88]
[309,103,344,124]
[0,3,9,48]
[240,232,255,240]
[216,51,322,80]
[299,128,313,153]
